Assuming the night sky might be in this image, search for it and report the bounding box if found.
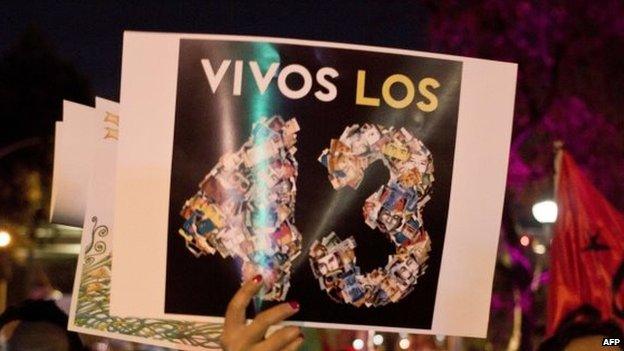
[1,1,429,101]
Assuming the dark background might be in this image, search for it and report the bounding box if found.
[164,38,462,330]
[0,1,429,103]
[3,1,624,349]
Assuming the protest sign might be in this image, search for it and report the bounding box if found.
[109,32,516,337]
[64,99,222,350]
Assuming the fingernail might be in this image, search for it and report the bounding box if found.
[299,332,305,340]
[288,300,300,310]
[252,275,263,284]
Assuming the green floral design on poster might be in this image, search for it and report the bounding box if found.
[74,217,222,348]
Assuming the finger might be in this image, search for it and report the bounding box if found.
[224,274,263,330]
[246,301,300,341]
[251,326,301,351]
[281,335,304,351]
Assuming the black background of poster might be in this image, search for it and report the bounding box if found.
[165,39,462,330]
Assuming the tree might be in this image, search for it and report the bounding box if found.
[424,1,624,349]
[0,25,93,231]
[425,0,624,210]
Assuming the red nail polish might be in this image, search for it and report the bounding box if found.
[252,275,263,284]
[288,300,300,310]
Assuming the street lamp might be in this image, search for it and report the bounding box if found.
[373,333,383,346]
[532,200,558,224]
[399,337,410,349]
[520,234,531,247]
[0,230,10,312]
[533,243,546,255]
[0,231,11,248]
[352,338,364,350]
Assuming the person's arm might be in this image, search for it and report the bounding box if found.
[221,275,304,351]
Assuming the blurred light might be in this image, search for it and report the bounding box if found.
[34,244,81,256]
[533,243,546,255]
[520,235,530,247]
[50,289,63,300]
[399,337,411,349]
[353,338,364,350]
[532,200,558,223]
[373,333,384,345]
[435,334,446,342]
[0,231,11,247]
[94,341,109,351]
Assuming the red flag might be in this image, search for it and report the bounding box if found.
[547,151,624,335]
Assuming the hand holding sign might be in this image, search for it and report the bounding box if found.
[221,275,303,351]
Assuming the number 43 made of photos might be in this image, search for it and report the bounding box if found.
[176,115,436,308]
